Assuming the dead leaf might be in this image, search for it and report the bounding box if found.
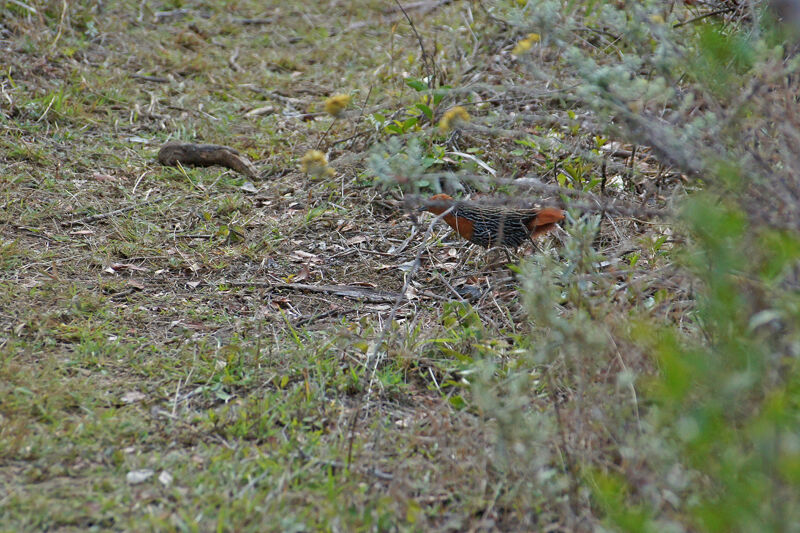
[270,297,291,309]
[397,260,416,272]
[346,235,367,246]
[291,250,321,263]
[244,105,275,117]
[350,281,377,288]
[240,181,258,193]
[294,264,311,282]
[186,281,201,289]
[127,279,145,290]
[121,391,146,404]
[110,263,149,272]
[92,172,120,183]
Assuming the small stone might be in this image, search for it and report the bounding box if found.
[158,471,173,487]
[126,469,154,484]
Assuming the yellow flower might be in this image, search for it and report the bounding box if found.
[324,94,351,117]
[512,33,541,55]
[300,150,335,178]
[439,106,470,132]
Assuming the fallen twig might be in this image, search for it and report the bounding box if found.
[61,204,141,227]
[383,0,453,14]
[157,142,257,179]
[225,281,406,303]
[295,308,356,327]
[130,73,170,83]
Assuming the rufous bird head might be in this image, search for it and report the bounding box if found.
[420,193,454,215]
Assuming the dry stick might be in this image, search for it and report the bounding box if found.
[329,130,370,147]
[600,153,608,196]
[131,170,150,195]
[228,47,242,72]
[346,206,454,472]
[345,85,374,151]
[393,0,436,86]
[225,281,404,304]
[673,6,737,28]
[8,0,36,14]
[384,0,453,14]
[171,377,183,418]
[315,118,338,150]
[254,292,265,361]
[233,17,274,25]
[48,0,67,52]
[131,74,170,83]
[435,271,466,302]
[61,204,144,227]
[295,308,355,327]
[594,154,610,249]
[154,8,189,20]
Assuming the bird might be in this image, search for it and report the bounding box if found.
[420,193,565,249]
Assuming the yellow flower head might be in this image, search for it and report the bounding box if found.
[439,106,470,132]
[512,33,541,55]
[324,94,351,117]
[300,150,335,178]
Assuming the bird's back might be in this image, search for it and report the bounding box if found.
[424,194,564,248]
[451,203,538,247]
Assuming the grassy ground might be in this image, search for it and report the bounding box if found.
[1,0,779,531]
[1,2,554,530]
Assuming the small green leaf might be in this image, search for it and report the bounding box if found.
[653,235,668,252]
[405,78,427,91]
[449,395,467,409]
[402,117,418,130]
[415,103,433,119]
[433,87,450,105]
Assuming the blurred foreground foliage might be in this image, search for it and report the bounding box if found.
[519,1,800,530]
